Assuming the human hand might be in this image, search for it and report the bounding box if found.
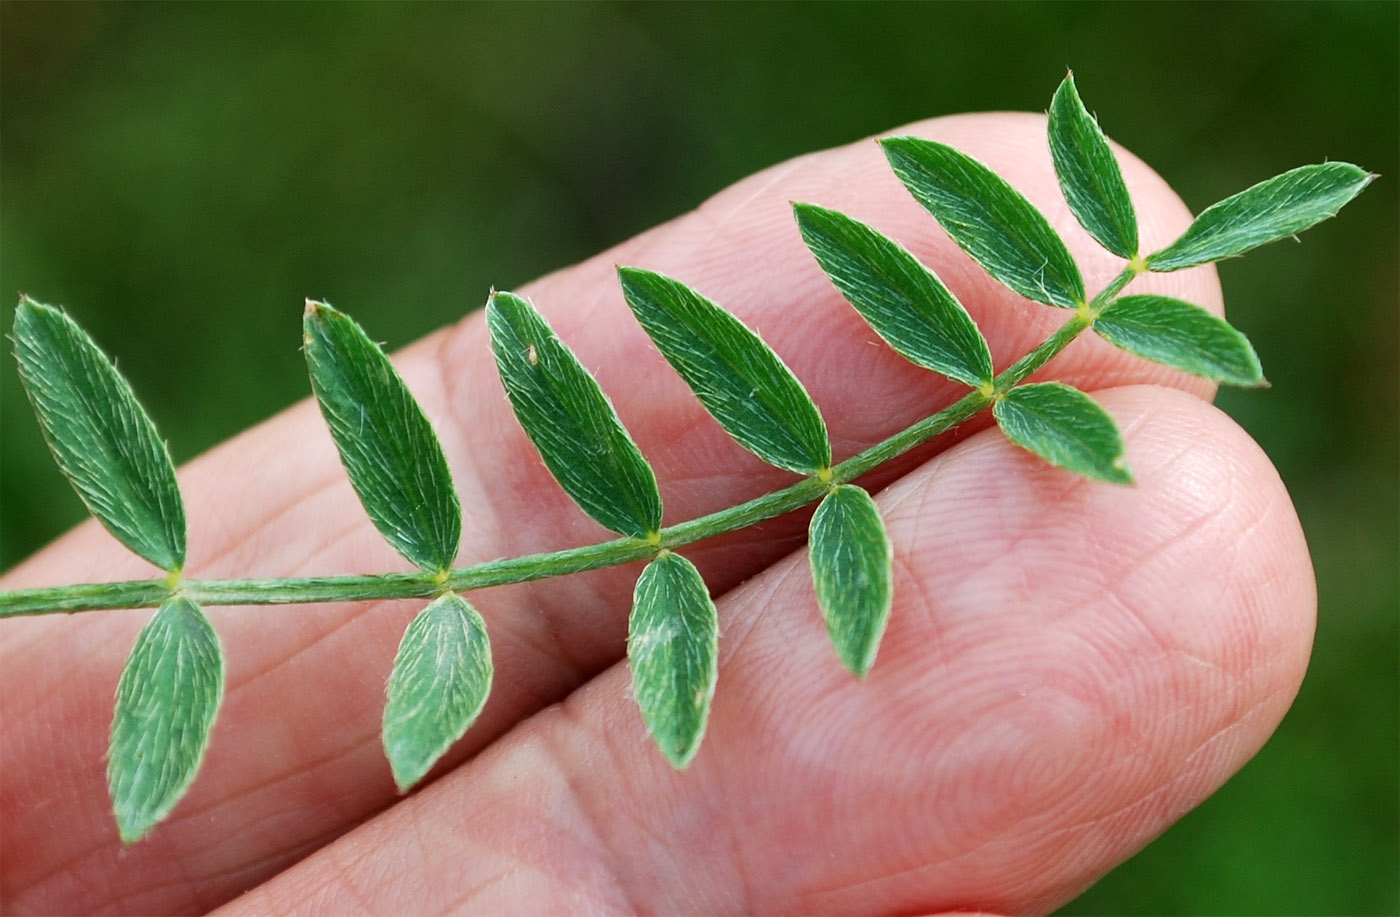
[0,112,1314,915]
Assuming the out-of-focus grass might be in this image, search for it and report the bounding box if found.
[2,3,1395,913]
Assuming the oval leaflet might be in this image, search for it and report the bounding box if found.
[487,292,663,539]
[304,300,462,574]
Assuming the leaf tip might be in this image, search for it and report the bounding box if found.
[304,299,347,328]
[842,653,875,680]
[14,293,52,320]
[303,300,338,337]
[387,758,427,795]
[116,813,154,846]
[1231,351,1268,389]
[663,744,701,770]
[486,285,514,306]
[616,264,652,290]
[615,265,645,298]
[875,134,917,159]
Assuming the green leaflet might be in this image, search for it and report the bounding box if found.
[809,485,893,677]
[993,382,1131,484]
[881,136,1085,309]
[1146,162,1373,272]
[1048,73,1139,259]
[618,267,831,474]
[13,297,186,573]
[108,597,224,843]
[383,592,493,792]
[793,202,994,387]
[628,551,718,769]
[487,292,663,539]
[1095,295,1263,386]
[304,301,461,573]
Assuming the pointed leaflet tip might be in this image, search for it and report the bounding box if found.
[809,485,893,677]
[993,382,1133,485]
[13,299,187,572]
[617,267,831,475]
[1145,161,1373,272]
[486,291,663,538]
[629,551,718,769]
[880,136,1085,308]
[1048,74,1139,259]
[304,302,461,573]
[383,592,493,792]
[109,598,224,843]
[793,202,994,387]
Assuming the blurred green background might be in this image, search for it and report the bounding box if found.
[2,2,1395,913]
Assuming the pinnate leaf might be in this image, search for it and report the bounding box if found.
[881,136,1085,308]
[383,592,493,792]
[618,267,831,474]
[13,297,186,572]
[1095,295,1263,386]
[1048,73,1139,258]
[994,382,1131,484]
[809,485,893,677]
[108,597,223,843]
[1146,162,1373,272]
[629,551,718,769]
[304,301,460,573]
[487,292,662,538]
[794,202,993,386]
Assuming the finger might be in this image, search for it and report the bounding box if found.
[225,387,1315,915]
[1,113,1223,914]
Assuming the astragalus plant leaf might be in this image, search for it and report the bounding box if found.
[0,74,1371,842]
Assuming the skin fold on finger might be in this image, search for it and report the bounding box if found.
[227,386,1315,916]
[2,113,1225,914]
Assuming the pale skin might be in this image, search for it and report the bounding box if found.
[0,113,1315,915]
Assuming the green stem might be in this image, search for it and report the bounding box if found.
[1,269,1138,619]
[1090,262,1142,310]
[991,310,1092,392]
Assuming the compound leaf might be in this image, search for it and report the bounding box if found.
[1146,162,1373,272]
[994,382,1131,484]
[629,551,718,769]
[1095,295,1263,386]
[13,297,186,572]
[1048,73,1139,258]
[383,592,493,792]
[809,485,893,677]
[108,597,223,843]
[794,202,993,386]
[304,301,460,573]
[881,136,1085,308]
[618,267,831,474]
[487,292,662,538]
